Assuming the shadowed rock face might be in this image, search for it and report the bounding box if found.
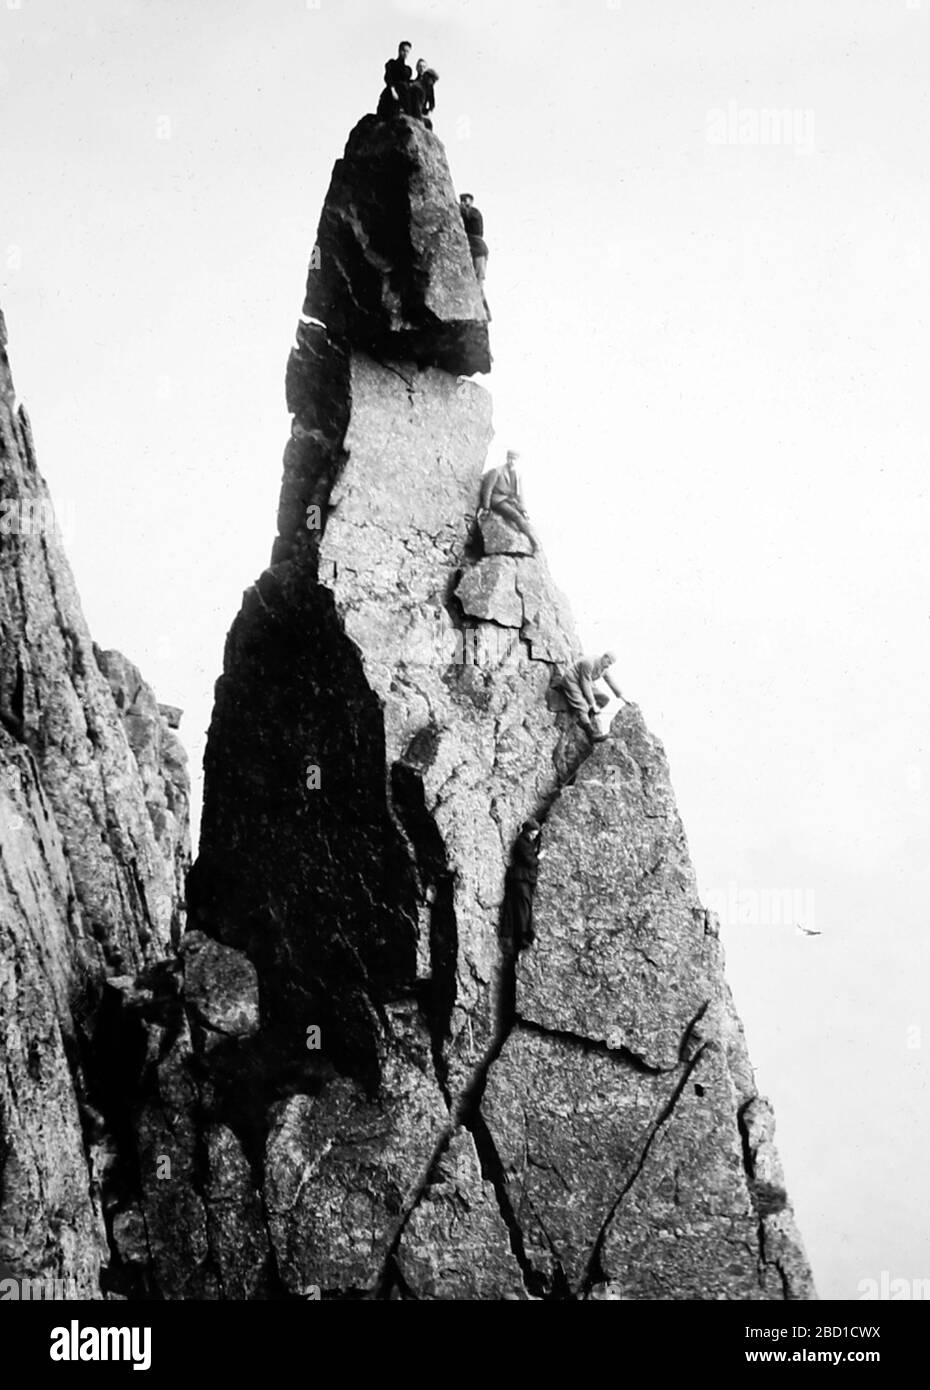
[134,119,814,1301]
[0,309,190,1295]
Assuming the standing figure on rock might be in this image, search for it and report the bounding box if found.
[376,40,413,118]
[556,653,628,743]
[477,450,539,554]
[406,66,439,127]
[460,193,490,318]
[503,819,542,950]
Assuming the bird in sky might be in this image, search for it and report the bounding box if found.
[796,923,822,937]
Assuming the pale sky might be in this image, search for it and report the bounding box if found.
[3,0,929,1300]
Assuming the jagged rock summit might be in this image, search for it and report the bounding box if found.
[302,115,490,377]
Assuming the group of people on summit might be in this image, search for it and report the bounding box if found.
[376,41,438,124]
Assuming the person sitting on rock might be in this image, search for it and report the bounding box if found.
[405,66,438,127]
[477,450,539,553]
[556,653,628,743]
[376,40,413,118]
[503,818,543,949]
[460,193,490,317]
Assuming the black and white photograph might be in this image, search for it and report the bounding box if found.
[0,0,926,1361]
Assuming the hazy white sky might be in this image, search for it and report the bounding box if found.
[3,0,929,1300]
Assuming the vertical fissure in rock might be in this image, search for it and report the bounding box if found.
[380,1253,420,1300]
[389,760,457,1101]
[678,999,711,1062]
[372,1123,455,1299]
[453,791,571,1126]
[128,861,156,952]
[466,1110,547,1300]
[578,1044,710,1298]
[0,655,26,743]
[9,657,24,732]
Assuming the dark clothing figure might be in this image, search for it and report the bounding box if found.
[405,69,436,118]
[460,202,489,264]
[503,821,540,949]
[376,85,400,118]
[404,70,438,127]
[377,56,412,118]
[460,198,490,318]
[384,57,411,88]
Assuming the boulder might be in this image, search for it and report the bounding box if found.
[303,115,490,376]
[478,510,534,556]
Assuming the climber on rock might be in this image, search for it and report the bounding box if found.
[405,66,439,127]
[477,450,539,553]
[460,194,488,281]
[376,40,413,118]
[460,193,490,318]
[556,653,628,743]
[503,818,543,949]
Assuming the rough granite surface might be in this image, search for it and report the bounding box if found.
[147,117,813,1300]
[0,113,814,1302]
[0,308,190,1295]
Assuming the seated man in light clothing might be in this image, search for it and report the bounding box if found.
[477,450,539,553]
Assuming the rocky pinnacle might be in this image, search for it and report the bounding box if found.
[169,116,813,1300]
[0,113,815,1302]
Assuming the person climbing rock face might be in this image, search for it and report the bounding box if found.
[504,818,543,950]
[557,652,628,742]
[460,194,488,280]
[477,450,539,553]
[460,193,490,317]
[376,40,413,118]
